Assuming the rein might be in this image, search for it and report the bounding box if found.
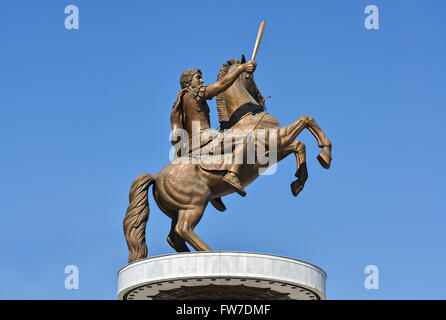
[221,102,268,152]
[219,102,265,130]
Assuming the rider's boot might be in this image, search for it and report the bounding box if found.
[223,172,247,197]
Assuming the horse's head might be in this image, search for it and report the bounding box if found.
[216,55,266,123]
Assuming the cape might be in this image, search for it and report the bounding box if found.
[170,88,190,146]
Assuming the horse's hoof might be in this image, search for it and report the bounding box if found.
[210,198,227,212]
[167,236,175,249]
[291,180,304,197]
[317,148,331,169]
[295,162,308,180]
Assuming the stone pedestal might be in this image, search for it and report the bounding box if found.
[117,252,326,300]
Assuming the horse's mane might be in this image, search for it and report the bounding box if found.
[216,59,266,123]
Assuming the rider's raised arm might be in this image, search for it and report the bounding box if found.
[204,60,256,99]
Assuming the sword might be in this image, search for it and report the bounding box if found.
[251,20,265,61]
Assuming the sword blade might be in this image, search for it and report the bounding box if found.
[251,20,265,61]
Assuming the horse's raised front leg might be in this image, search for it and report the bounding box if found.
[278,115,332,169]
[306,117,332,169]
[278,140,308,197]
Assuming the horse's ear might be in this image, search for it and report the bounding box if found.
[241,54,246,64]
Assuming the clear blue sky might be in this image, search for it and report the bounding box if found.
[1,0,445,299]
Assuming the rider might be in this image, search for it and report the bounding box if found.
[170,60,257,197]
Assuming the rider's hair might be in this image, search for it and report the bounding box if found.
[180,69,202,89]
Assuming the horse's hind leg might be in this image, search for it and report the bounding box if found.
[167,218,190,252]
[175,204,211,251]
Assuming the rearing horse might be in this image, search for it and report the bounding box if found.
[123,58,332,263]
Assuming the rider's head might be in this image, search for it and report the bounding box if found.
[180,69,203,89]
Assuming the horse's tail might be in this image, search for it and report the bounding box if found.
[123,174,155,263]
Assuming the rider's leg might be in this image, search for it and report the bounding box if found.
[223,170,246,197]
[222,142,247,197]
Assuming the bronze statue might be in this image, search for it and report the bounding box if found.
[123,22,332,263]
[170,60,257,198]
